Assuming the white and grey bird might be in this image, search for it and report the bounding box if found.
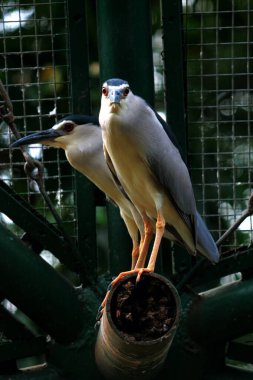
[99,78,219,284]
[11,115,144,270]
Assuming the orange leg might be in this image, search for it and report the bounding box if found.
[147,209,165,271]
[135,215,153,269]
[137,234,144,260]
[97,216,155,321]
[131,243,139,270]
[107,267,153,297]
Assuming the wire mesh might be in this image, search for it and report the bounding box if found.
[183,0,253,251]
[0,0,76,237]
[1,0,253,256]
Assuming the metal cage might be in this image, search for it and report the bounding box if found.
[0,0,253,379]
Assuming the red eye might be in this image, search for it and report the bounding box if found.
[123,87,129,96]
[102,87,108,96]
[64,123,74,132]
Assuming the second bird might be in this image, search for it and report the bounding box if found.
[11,115,143,270]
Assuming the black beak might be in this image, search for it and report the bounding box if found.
[10,128,61,148]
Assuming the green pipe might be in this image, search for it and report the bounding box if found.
[186,278,253,343]
[0,223,85,344]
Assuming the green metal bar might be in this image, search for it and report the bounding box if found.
[161,0,193,277]
[0,304,35,340]
[0,180,78,273]
[67,0,97,282]
[0,223,86,344]
[186,277,253,343]
[97,0,154,274]
[106,203,131,276]
[73,172,97,282]
[67,0,91,115]
[0,367,62,380]
[0,338,45,363]
[161,0,187,157]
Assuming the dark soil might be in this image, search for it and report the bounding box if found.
[110,274,177,341]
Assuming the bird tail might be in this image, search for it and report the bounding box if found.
[196,212,220,263]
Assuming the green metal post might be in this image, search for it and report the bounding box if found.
[97,0,154,275]
[97,0,154,103]
[161,0,187,158]
[67,0,97,282]
[0,223,86,344]
[161,0,193,278]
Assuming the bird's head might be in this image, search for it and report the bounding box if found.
[10,115,99,150]
[100,78,132,115]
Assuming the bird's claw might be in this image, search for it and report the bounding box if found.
[95,305,104,325]
[95,289,110,323]
[95,269,152,326]
[136,268,152,282]
[94,319,101,329]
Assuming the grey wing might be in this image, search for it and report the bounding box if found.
[143,104,219,261]
[146,126,197,241]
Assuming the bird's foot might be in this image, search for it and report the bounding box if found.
[135,267,153,282]
[110,267,153,287]
[96,268,153,323]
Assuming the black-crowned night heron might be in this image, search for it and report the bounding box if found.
[11,115,144,270]
[99,78,219,284]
